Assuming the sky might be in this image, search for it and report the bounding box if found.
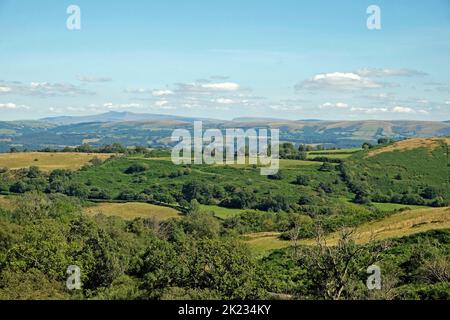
[0,0,449,121]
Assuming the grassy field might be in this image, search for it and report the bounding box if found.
[371,202,428,212]
[308,206,450,245]
[244,206,450,254]
[242,232,288,255]
[367,137,450,157]
[84,202,182,220]
[200,204,247,219]
[0,152,113,171]
[0,195,14,211]
[307,148,361,160]
[309,148,361,154]
[307,153,354,160]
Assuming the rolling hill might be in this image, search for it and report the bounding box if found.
[40,111,217,125]
[341,137,450,205]
[0,112,449,151]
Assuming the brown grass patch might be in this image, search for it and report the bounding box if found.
[300,206,450,246]
[367,138,450,157]
[0,152,113,171]
[245,207,450,253]
[84,202,181,221]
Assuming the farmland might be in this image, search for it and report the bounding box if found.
[83,202,181,220]
[0,137,449,300]
[244,206,450,254]
[0,152,113,171]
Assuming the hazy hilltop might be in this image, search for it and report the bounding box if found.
[39,111,217,125]
[0,111,449,151]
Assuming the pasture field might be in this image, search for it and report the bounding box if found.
[307,206,450,246]
[308,148,361,159]
[367,137,450,157]
[83,202,181,220]
[371,202,428,212]
[242,232,289,255]
[244,206,450,254]
[308,148,361,154]
[0,152,113,171]
[307,153,353,160]
[200,204,247,219]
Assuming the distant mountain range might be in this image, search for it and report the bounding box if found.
[0,111,448,152]
[40,111,215,125]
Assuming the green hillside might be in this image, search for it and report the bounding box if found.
[341,138,450,207]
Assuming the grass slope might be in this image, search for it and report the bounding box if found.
[244,206,450,254]
[0,152,113,171]
[344,138,450,202]
[84,202,181,220]
[70,156,352,207]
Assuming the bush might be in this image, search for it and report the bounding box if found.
[267,171,283,180]
[124,163,148,174]
[421,186,439,200]
[9,181,32,194]
[182,211,221,238]
[117,190,137,201]
[89,188,112,200]
[64,183,89,198]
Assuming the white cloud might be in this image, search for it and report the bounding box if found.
[0,103,30,110]
[350,107,388,114]
[445,101,450,105]
[155,100,169,107]
[0,103,17,109]
[103,102,142,109]
[0,86,12,93]
[152,90,173,97]
[213,98,234,104]
[319,102,349,109]
[201,82,240,91]
[124,88,152,94]
[363,93,396,102]
[66,106,87,112]
[392,106,415,113]
[0,81,93,96]
[77,76,112,83]
[356,68,427,77]
[296,72,383,91]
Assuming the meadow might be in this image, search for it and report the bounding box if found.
[84,201,181,220]
[244,206,450,255]
[0,152,113,171]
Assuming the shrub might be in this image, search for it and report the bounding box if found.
[268,171,283,180]
[124,163,148,174]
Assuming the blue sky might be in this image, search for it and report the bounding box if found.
[0,0,449,121]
